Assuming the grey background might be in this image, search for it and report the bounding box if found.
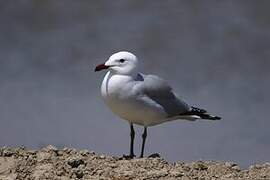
[0,1,269,167]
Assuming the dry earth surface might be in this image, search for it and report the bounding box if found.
[0,145,269,180]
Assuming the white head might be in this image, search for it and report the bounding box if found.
[95,51,138,75]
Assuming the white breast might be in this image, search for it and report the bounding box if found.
[100,71,168,126]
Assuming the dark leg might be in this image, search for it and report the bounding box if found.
[140,127,147,158]
[129,123,135,158]
[121,123,135,159]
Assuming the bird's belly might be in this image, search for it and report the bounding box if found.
[104,97,167,126]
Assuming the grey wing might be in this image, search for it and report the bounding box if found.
[133,74,191,117]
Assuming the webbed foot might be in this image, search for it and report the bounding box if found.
[120,154,136,160]
[148,153,161,158]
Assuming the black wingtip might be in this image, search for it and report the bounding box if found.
[202,114,221,120]
[180,106,221,120]
[191,106,207,114]
[211,116,222,120]
[194,113,221,120]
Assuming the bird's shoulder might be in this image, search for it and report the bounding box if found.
[133,73,172,94]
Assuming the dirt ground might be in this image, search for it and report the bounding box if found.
[0,145,269,180]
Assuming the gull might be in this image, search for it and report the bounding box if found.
[95,51,221,158]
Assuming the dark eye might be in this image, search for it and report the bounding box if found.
[119,59,125,63]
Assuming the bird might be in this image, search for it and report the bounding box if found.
[95,51,221,159]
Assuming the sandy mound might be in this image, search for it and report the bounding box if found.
[0,145,269,180]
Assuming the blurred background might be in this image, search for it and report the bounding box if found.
[0,1,269,167]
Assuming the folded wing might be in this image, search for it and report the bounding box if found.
[133,74,191,118]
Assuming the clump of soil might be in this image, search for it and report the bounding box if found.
[0,145,269,179]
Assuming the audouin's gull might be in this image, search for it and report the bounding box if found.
[95,51,221,158]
